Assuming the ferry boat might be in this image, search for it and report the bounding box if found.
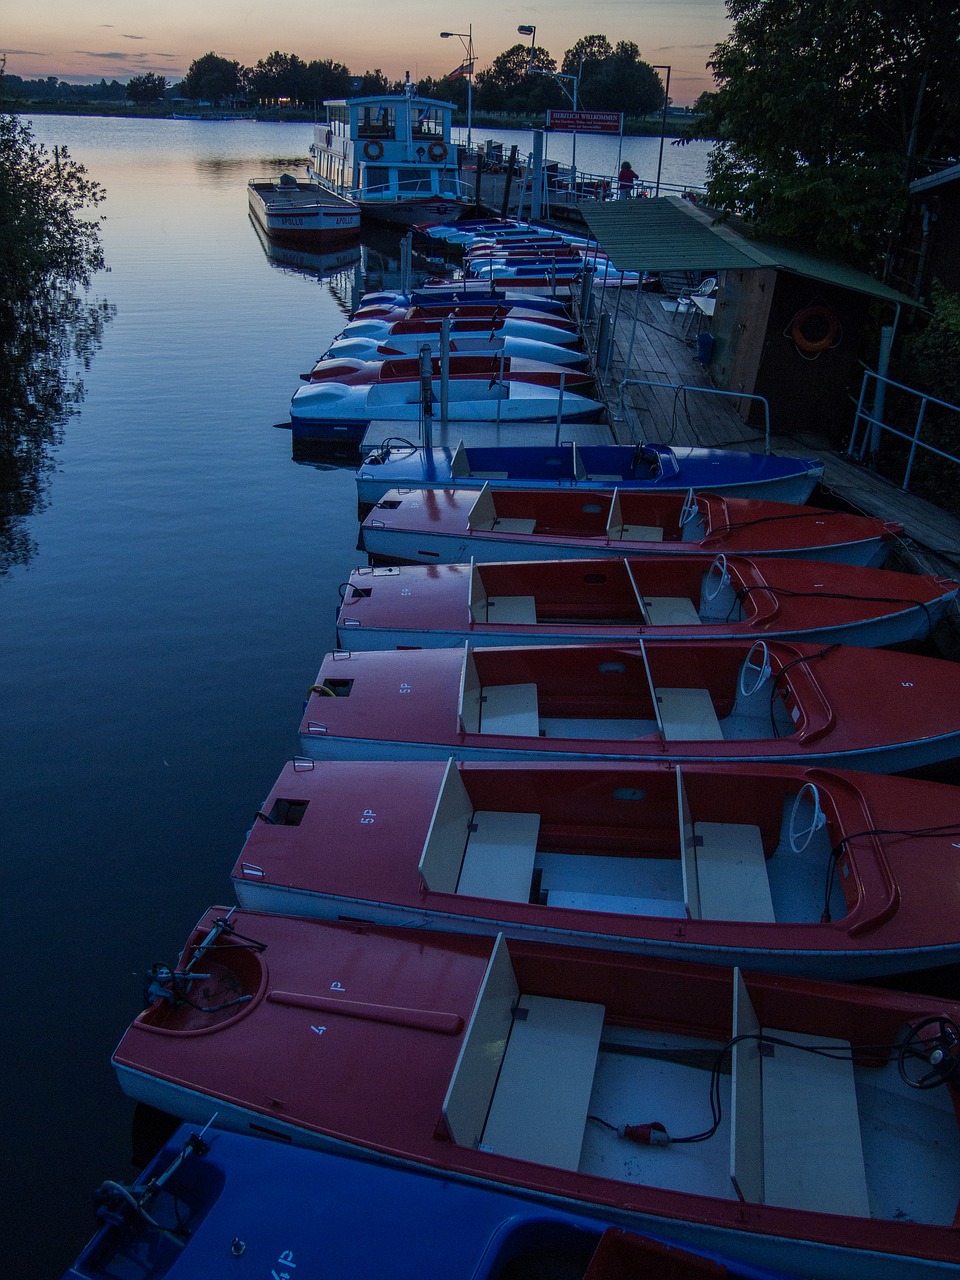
[246,175,360,245]
[309,79,472,227]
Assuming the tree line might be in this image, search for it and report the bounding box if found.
[1,36,668,115]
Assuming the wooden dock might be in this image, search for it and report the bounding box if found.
[577,284,960,590]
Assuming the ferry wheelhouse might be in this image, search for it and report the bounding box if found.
[309,81,472,227]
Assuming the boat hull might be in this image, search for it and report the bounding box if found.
[246,181,360,245]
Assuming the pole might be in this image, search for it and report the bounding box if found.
[467,25,473,151]
[655,66,671,198]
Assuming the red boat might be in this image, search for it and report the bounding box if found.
[352,305,578,333]
[335,556,958,650]
[303,355,595,392]
[113,909,960,1279]
[232,757,960,979]
[360,486,902,568]
[297,639,960,774]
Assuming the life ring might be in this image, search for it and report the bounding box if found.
[790,304,840,354]
[427,141,447,163]
[363,139,384,160]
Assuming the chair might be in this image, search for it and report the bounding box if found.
[677,277,718,335]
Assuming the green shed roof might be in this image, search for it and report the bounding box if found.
[579,197,917,306]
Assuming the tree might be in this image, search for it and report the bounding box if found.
[687,0,960,270]
[181,53,242,104]
[476,44,557,112]
[0,110,109,571]
[561,35,613,81]
[126,73,168,103]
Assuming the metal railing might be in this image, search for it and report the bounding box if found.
[848,370,960,492]
[615,378,772,453]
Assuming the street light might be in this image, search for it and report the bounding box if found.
[440,25,474,150]
[517,24,536,73]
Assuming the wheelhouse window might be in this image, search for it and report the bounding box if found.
[412,106,444,139]
[361,166,390,194]
[397,168,434,194]
[358,105,396,139]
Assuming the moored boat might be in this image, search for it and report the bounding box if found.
[112,908,960,1278]
[335,556,958,650]
[302,355,595,393]
[65,1116,800,1279]
[360,485,901,568]
[308,81,470,227]
[355,441,824,514]
[297,639,960,773]
[232,756,960,979]
[340,311,582,346]
[326,329,590,367]
[290,382,604,445]
[246,176,360,245]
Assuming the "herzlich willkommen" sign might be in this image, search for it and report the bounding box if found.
[546,110,623,134]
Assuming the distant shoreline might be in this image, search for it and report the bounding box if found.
[7,100,695,138]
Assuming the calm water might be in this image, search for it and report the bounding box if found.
[0,116,709,1276]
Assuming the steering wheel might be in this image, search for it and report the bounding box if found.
[788,782,827,853]
[898,1017,960,1090]
[679,488,699,527]
[739,640,771,697]
[704,554,730,602]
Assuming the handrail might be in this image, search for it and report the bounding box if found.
[616,378,772,454]
[848,370,960,492]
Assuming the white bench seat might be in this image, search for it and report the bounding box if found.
[643,596,702,627]
[457,810,540,902]
[655,687,723,741]
[480,683,540,737]
[492,517,536,534]
[694,822,774,923]
[481,994,605,1170]
[613,524,663,542]
[485,595,537,625]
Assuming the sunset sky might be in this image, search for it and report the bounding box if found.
[3,1,730,106]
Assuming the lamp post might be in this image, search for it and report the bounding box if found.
[649,64,672,198]
[440,25,474,150]
[517,24,536,73]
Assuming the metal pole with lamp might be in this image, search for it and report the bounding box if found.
[440,26,474,151]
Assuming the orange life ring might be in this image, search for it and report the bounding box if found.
[427,141,447,163]
[790,304,840,354]
[363,139,384,160]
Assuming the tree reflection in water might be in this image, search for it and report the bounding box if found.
[0,108,112,573]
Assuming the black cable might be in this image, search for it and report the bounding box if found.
[766,643,839,737]
[821,821,960,922]
[725,582,935,637]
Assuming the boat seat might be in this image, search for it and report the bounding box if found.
[481,994,605,1170]
[492,518,536,534]
[586,473,624,482]
[654,687,723,741]
[692,822,774,922]
[642,596,702,627]
[546,890,685,917]
[479,683,540,737]
[485,595,537,625]
[457,810,540,902]
[609,524,663,542]
[731,972,869,1217]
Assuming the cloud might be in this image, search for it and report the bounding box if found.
[1,48,46,56]
[76,49,147,60]
[122,34,146,40]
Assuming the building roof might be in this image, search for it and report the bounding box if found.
[579,196,917,305]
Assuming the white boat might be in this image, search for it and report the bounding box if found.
[290,379,605,444]
[246,176,360,245]
[309,79,472,227]
[323,330,589,367]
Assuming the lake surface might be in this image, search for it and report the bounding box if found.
[0,116,712,1276]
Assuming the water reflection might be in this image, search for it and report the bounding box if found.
[0,284,113,574]
[248,214,362,279]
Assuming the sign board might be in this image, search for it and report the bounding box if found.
[546,110,623,135]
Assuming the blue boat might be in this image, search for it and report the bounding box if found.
[356,440,824,515]
[65,1120,799,1280]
